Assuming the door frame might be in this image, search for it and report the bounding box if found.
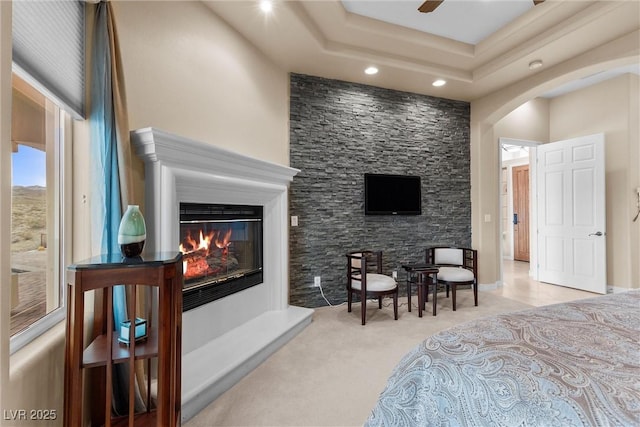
[498,138,540,283]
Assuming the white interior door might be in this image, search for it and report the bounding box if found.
[537,133,606,294]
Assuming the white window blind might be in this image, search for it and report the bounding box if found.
[12,0,85,119]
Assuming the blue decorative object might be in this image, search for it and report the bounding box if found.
[117,205,146,257]
[118,317,147,344]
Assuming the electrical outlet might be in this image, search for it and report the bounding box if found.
[314,276,321,287]
[392,270,398,279]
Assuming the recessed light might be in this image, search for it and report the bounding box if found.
[365,66,379,75]
[432,79,446,87]
[259,0,273,13]
[529,60,543,70]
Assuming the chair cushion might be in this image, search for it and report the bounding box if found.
[351,273,396,292]
[434,248,464,265]
[437,266,474,283]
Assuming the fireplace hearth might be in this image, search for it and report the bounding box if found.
[180,203,263,311]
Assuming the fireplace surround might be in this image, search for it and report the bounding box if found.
[131,127,313,422]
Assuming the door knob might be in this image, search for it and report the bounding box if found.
[589,231,603,236]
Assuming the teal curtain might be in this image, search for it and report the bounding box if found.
[90,1,120,257]
[90,1,144,416]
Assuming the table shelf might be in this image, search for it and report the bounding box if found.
[83,328,159,368]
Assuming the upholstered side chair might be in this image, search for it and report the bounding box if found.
[425,247,478,311]
[346,250,398,325]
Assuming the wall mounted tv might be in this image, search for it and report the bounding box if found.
[364,173,422,215]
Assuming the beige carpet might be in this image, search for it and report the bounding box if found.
[184,291,533,427]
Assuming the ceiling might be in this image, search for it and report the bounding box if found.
[203,0,640,102]
[342,0,537,45]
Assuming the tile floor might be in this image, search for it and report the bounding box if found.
[491,259,598,307]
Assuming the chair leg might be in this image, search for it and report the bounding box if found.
[474,280,478,306]
[452,284,457,311]
[347,290,352,313]
[393,292,398,320]
[361,290,366,325]
[432,275,437,316]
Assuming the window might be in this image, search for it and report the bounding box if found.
[9,72,70,353]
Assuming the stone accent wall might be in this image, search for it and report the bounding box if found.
[289,74,470,308]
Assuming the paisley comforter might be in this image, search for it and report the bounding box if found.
[366,291,640,427]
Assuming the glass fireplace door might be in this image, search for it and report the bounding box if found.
[179,203,263,310]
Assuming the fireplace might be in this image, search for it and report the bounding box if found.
[131,127,313,422]
[180,203,263,311]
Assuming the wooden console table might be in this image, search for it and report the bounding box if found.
[64,252,183,427]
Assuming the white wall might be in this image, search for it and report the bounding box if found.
[113,1,289,164]
[549,74,640,288]
[112,0,290,209]
[494,98,550,143]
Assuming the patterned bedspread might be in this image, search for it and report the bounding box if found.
[366,291,640,427]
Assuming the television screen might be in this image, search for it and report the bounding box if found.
[364,173,422,215]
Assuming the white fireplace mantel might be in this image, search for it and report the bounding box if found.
[131,127,313,423]
[132,127,299,188]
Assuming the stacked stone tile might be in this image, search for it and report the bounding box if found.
[289,74,471,308]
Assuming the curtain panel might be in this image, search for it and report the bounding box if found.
[90,1,145,418]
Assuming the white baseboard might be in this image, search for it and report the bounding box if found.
[479,282,500,291]
[607,285,633,294]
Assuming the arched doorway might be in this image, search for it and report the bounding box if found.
[469,33,638,289]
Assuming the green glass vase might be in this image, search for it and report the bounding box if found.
[117,205,146,257]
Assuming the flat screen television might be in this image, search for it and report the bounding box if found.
[364,173,422,215]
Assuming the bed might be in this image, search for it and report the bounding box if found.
[366,291,640,426]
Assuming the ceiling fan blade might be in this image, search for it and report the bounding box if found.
[418,0,541,15]
[418,0,444,14]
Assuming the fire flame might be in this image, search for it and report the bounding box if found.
[215,229,233,249]
[179,228,233,278]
